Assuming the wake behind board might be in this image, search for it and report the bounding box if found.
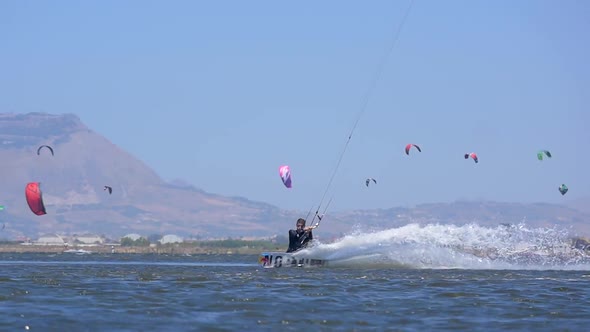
[258,251,327,268]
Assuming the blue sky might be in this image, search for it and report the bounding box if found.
[1,1,588,212]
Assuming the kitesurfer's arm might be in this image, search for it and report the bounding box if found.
[299,229,313,249]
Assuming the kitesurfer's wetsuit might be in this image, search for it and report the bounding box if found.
[287,228,313,253]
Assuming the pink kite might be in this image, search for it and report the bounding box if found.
[279,165,292,188]
[464,152,479,163]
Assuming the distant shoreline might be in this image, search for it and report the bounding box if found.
[0,244,284,255]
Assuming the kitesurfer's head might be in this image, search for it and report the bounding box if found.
[296,218,306,229]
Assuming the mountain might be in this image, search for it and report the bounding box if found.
[0,113,588,240]
[0,113,298,239]
[564,197,590,215]
[327,201,590,237]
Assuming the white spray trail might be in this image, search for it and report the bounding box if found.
[297,222,590,270]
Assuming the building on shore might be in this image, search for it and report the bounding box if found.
[159,234,183,244]
[73,234,105,245]
[33,234,67,246]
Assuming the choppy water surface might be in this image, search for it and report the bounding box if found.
[2,223,590,331]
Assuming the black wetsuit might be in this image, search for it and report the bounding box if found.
[286,229,313,253]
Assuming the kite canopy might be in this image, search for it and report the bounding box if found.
[365,178,377,187]
[104,186,113,194]
[279,165,292,188]
[37,145,54,156]
[25,182,46,215]
[537,150,552,161]
[405,144,421,155]
[464,152,478,163]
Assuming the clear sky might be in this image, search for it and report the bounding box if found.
[1,1,588,212]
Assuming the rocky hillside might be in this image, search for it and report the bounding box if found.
[0,113,299,239]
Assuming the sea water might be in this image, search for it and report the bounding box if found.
[2,223,590,331]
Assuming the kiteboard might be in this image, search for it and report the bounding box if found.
[258,251,327,268]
